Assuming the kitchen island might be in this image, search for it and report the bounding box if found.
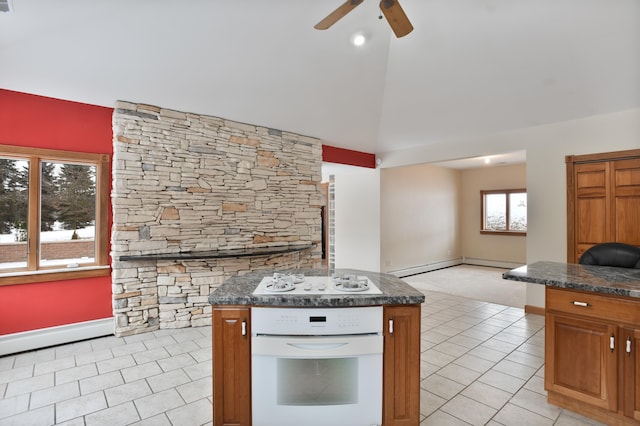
[209,268,425,426]
[503,261,640,425]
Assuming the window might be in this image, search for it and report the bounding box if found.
[0,145,110,285]
[481,189,527,235]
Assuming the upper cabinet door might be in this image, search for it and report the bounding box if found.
[612,158,640,246]
[566,149,640,263]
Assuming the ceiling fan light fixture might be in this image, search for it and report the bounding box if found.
[315,0,413,38]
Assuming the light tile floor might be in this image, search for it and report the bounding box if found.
[0,290,607,425]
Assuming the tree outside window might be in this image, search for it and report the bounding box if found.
[0,146,109,285]
[481,189,527,235]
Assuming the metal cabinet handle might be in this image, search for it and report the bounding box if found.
[242,320,247,336]
[571,301,591,307]
[610,334,615,352]
[389,318,394,335]
[627,337,632,356]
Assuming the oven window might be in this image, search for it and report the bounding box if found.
[277,358,358,405]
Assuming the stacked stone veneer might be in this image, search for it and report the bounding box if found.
[111,101,323,336]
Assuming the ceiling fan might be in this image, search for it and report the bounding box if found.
[314,0,413,38]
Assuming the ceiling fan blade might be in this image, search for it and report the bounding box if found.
[314,0,365,30]
[379,0,413,38]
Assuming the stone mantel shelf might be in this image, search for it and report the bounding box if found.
[118,244,315,262]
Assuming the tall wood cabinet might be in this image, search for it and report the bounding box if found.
[545,287,640,424]
[566,149,640,262]
[383,305,421,426]
[212,307,251,426]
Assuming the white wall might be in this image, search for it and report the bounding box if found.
[380,164,461,273]
[379,108,640,308]
[332,166,381,272]
[461,164,527,265]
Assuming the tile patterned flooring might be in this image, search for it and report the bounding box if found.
[0,289,607,425]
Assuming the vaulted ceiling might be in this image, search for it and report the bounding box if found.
[1,0,638,157]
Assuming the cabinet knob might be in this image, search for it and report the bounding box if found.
[242,320,247,336]
[627,336,632,356]
[389,318,394,335]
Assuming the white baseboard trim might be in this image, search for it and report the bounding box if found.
[462,257,525,270]
[0,318,114,356]
[388,257,525,278]
[388,258,463,278]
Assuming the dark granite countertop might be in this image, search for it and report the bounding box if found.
[503,261,640,298]
[119,244,314,261]
[209,268,426,307]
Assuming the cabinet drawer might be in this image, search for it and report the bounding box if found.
[546,287,640,324]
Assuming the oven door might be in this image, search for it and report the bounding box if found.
[251,334,382,426]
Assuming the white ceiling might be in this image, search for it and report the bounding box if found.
[1,0,638,158]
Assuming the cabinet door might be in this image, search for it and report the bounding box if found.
[566,151,640,263]
[623,327,640,420]
[383,305,421,426]
[612,158,640,246]
[212,307,251,426]
[573,161,610,261]
[545,313,618,411]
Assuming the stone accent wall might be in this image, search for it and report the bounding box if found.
[111,101,323,336]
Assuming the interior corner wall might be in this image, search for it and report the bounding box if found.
[333,166,381,272]
[0,89,114,335]
[460,163,527,265]
[380,163,462,274]
[379,108,640,308]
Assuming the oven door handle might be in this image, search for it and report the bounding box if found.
[286,342,348,351]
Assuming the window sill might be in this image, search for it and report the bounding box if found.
[480,230,527,237]
[0,266,110,286]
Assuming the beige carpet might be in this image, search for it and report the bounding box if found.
[401,264,526,308]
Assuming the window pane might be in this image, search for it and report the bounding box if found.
[509,192,527,231]
[0,158,29,270]
[485,193,506,230]
[39,162,96,267]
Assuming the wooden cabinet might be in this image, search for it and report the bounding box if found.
[545,287,640,425]
[545,312,618,411]
[212,307,251,426]
[383,305,421,426]
[566,149,640,262]
[623,327,640,421]
[212,304,422,426]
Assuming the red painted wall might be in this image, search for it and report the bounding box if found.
[322,145,376,168]
[0,89,114,334]
[0,89,374,335]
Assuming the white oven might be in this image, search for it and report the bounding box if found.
[251,306,383,426]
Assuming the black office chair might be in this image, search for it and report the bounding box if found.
[578,242,640,268]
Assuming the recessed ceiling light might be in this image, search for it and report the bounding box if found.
[351,33,366,46]
[484,157,491,164]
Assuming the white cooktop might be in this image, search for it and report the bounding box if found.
[252,275,382,295]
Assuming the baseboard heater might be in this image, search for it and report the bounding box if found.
[389,257,524,278]
[0,318,114,356]
[388,259,463,278]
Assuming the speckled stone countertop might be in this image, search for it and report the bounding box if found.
[209,268,425,307]
[503,261,640,298]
